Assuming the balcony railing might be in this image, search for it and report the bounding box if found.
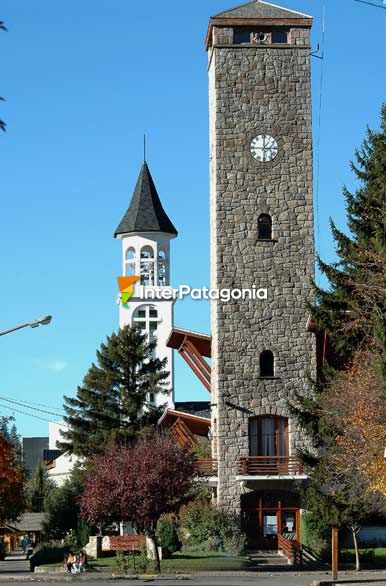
[194,458,218,476]
[239,456,303,476]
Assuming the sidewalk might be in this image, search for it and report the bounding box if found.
[0,550,30,575]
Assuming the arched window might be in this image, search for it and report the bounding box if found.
[124,247,136,277]
[158,250,167,286]
[140,246,155,286]
[258,214,272,240]
[249,416,288,457]
[260,350,274,377]
[132,305,159,342]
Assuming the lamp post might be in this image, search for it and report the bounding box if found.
[0,316,52,337]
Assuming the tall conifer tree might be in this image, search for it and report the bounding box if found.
[311,104,386,368]
[58,325,169,456]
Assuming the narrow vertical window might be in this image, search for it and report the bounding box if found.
[158,250,166,286]
[125,248,136,277]
[260,350,274,377]
[140,246,155,286]
[258,214,272,240]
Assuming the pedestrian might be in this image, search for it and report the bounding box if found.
[21,536,27,555]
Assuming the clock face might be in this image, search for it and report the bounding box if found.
[250,134,278,162]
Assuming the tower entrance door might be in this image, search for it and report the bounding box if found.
[241,491,300,550]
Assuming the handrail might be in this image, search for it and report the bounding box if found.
[194,458,218,475]
[239,456,303,476]
[278,534,303,565]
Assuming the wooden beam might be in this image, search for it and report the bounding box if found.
[170,418,197,449]
[179,338,211,393]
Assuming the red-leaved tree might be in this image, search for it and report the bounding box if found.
[80,434,195,572]
[0,433,26,524]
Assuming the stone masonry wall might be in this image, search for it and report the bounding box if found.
[208,27,316,514]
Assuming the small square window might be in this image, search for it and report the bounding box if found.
[137,310,146,318]
[149,322,158,332]
[149,309,158,318]
[272,31,288,44]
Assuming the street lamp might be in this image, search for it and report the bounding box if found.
[0,316,52,337]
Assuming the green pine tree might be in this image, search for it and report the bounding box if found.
[311,104,386,368]
[43,464,91,546]
[58,325,169,457]
[30,461,55,512]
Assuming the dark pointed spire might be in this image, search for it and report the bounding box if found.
[114,163,178,237]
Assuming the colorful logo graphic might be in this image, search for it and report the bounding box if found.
[117,276,141,306]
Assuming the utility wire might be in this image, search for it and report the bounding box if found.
[352,0,386,8]
[0,396,66,419]
[0,401,68,426]
[0,395,65,416]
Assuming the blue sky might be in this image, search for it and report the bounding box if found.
[1,0,385,438]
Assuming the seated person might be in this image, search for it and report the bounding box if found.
[65,552,77,573]
[78,551,88,572]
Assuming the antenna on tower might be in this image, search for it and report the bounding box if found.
[143,134,146,163]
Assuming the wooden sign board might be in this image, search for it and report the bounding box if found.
[102,535,146,552]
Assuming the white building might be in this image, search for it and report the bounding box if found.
[47,422,80,486]
[114,162,178,408]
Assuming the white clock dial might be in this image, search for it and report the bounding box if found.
[250,134,279,162]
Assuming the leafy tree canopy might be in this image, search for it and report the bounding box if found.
[0,433,26,524]
[80,434,195,572]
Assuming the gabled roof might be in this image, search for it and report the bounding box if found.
[206,0,312,48]
[1,513,47,533]
[114,162,178,237]
[212,0,311,20]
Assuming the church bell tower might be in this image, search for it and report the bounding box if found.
[207,0,316,535]
[115,162,177,408]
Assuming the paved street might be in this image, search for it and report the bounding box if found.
[0,570,386,586]
[0,578,381,586]
[1,553,386,586]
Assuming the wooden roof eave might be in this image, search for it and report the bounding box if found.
[158,408,211,437]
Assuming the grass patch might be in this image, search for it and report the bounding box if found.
[341,547,386,568]
[39,550,253,573]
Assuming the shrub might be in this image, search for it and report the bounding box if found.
[115,551,132,574]
[115,550,149,575]
[179,499,233,550]
[29,543,70,571]
[300,511,330,558]
[156,515,181,554]
[224,532,246,556]
[192,439,211,458]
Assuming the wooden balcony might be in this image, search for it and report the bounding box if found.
[194,458,218,476]
[239,456,304,476]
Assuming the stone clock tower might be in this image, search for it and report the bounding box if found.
[207,1,316,546]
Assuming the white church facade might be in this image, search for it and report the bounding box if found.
[114,162,178,409]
